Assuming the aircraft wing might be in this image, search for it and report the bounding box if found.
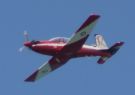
[60,14,100,54]
[25,55,70,82]
[25,14,100,82]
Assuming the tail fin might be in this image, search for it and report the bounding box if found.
[97,41,124,64]
[95,34,108,49]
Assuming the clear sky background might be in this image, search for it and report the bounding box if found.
[0,0,134,95]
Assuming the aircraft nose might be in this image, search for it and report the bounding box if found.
[24,42,32,47]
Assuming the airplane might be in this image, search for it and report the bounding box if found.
[21,14,124,82]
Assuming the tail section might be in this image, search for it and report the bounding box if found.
[95,34,108,49]
[97,41,124,64]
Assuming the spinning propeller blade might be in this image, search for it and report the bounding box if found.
[19,31,30,52]
[19,46,25,52]
[24,31,29,41]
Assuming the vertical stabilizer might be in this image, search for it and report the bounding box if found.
[95,34,108,49]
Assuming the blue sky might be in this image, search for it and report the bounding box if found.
[0,0,134,95]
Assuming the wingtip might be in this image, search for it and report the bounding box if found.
[77,13,100,32]
[90,13,100,18]
[24,70,39,82]
[24,78,35,82]
[118,41,124,46]
[113,41,124,47]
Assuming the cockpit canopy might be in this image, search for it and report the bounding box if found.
[49,37,69,43]
[31,40,40,44]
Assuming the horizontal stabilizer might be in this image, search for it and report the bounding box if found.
[97,41,124,64]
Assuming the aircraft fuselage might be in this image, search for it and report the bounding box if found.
[26,41,110,58]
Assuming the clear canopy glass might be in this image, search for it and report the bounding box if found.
[49,37,69,43]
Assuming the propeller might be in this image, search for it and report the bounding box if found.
[24,30,29,41]
[19,46,25,52]
[19,31,29,52]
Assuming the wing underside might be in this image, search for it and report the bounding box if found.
[60,14,100,54]
[25,14,100,82]
[25,56,70,82]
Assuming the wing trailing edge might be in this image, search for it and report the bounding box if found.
[25,56,70,82]
[60,14,100,54]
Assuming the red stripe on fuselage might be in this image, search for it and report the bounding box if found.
[74,48,110,57]
[30,41,65,56]
[30,39,110,58]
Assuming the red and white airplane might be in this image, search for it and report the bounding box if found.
[22,14,124,82]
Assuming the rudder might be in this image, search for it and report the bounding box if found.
[95,34,108,49]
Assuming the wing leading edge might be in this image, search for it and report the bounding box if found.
[25,56,70,82]
[60,14,100,54]
[25,14,100,82]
